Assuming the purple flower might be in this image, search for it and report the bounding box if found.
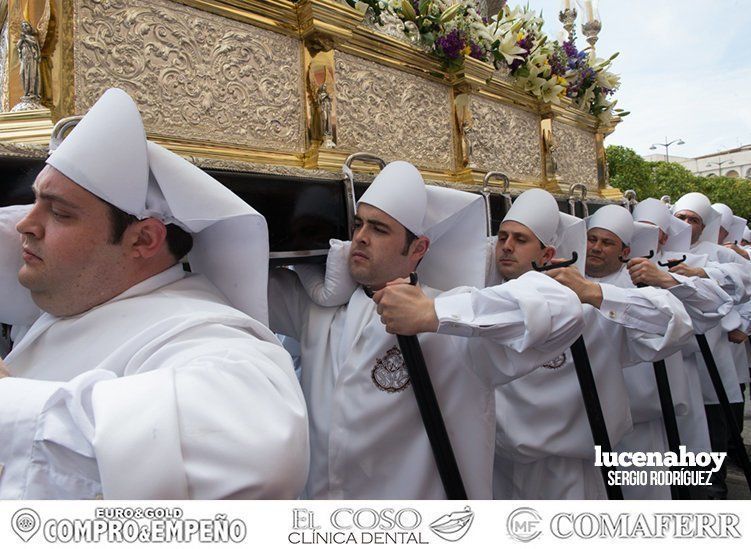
[469,41,486,61]
[508,34,534,72]
[436,29,465,60]
[562,40,578,59]
[549,49,567,76]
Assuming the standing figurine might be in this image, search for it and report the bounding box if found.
[317,83,334,148]
[12,20,42,111]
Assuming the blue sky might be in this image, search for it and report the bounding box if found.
[525,0,751,158]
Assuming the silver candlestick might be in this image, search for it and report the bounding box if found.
[581,18,601,52]
[558,8,577,40]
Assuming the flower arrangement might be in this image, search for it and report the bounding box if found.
[340,0,626,123]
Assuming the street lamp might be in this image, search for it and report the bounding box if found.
[706,158,735,177]
[649,137,685,163]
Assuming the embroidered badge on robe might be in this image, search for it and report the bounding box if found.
[371,346,411,393]
[541,352,566,369]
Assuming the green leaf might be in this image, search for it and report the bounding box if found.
[401,0,417,20]
[439,3,463,24]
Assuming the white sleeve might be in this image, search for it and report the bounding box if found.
[667,272,734,333]
[737,301,751,334]
[719,307,743,333]
[294,239,358,307]
[268,267,312,340]
[0,370,113,499]
[704,258,751,305]
[0,326,310,500]
[432,271,584,382]
[598,284,694,365]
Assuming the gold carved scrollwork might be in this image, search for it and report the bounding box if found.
[551,120,599,190]
[0,2,8,111]
[75,0,305,153]
[334,51,453,170]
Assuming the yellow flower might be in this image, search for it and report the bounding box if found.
[517,31,525,42]
[462,45,472,56]
[557,76,567,86]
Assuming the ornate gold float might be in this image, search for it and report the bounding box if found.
[0,0,622,200]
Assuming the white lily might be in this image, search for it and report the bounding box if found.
[596,69,621,91]
[539,77,565,104]
[518,73,547,95]
[578,86,596,109]
[497,32,527,64]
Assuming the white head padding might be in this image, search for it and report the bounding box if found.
[672,192,721,244]
[503,188,561,246]
[502,188,586,272]
[0,205,40,325]
[633,198,692,252]
[357,161,427,236]
[712,203,747,244]
[46,88,271,325]
[418,186,487,290]
[630,221,659,259]
[586,204,634,245]
[712,203,734,232]
[48,89,149,216]
[146,142,270,324]
[729,217,747,245]
[633,198,671,233]
[744,227,751,242]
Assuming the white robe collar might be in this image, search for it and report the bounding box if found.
[8,264,186,362]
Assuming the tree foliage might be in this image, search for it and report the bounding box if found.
[606,145,751,220]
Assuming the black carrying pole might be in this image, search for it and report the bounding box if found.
[569,336,625,500]
[630,253,689,498]
[372,273,467,499]
[533,254,623,499]
[695,333,751,491]
[651,359,690,500]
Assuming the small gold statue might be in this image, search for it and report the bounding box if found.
[11,19,43,111]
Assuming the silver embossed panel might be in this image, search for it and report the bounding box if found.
[0,21,8,112]
[74,0,304,152]
[552,120,598,189]
[335,52,453,170]
[469,95,541,179]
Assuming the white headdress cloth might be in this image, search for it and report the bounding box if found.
[47,88,270,325]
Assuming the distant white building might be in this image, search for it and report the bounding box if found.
[643,145,751,179]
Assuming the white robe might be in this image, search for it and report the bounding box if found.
[607,259,731,499]
[268,269,583,499]
[493,268,694,499]
[652,251,731,458]
[687,241,749,404]
[0,265,309,499]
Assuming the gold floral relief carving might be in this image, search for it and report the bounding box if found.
[468,95,541,179]
[74,0,304,152]
[194,156,341,180]
[0,21,7,111]
[0,141,47,158]
[334,52,453,170]
[551,120,598,189]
